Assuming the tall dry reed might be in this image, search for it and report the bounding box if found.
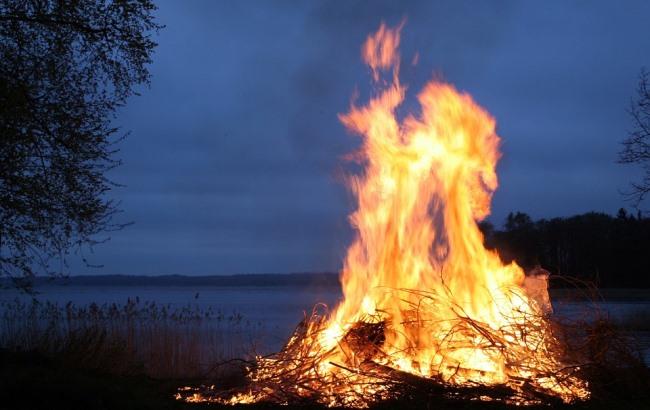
[0,298,263,379]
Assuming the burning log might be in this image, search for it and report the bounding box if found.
[341,321,386,362]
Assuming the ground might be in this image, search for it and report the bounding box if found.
[1,350,649,410]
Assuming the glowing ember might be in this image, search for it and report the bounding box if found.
[180,22,589,407]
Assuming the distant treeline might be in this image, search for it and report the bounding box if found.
[10,210,650,289]
[481,209,650,288]
[19,273,340,288]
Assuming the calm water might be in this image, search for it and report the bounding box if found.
[2,285,649,360]
[0,285,342,351]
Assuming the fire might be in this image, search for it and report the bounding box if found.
[180,22,589,406]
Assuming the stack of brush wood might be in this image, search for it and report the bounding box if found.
[177,298,646,408]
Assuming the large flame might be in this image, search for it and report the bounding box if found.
[314,22,587,400]
[181,22,589,407]
[328,21,532,380]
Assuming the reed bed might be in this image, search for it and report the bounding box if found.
[0,298,263,379]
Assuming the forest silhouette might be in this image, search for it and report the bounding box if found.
[481,209,650,288]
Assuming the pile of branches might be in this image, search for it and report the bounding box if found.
[177,295,603,408]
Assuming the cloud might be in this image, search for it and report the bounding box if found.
[75,0,650,275]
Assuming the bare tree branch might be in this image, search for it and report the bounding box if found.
[619,68,650,207]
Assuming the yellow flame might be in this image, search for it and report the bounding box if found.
[180,21,589,407]
[318,21,587,399]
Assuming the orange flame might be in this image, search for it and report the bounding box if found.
[182,22,589,407]
[362,20,404,82]
[318,21,587,399]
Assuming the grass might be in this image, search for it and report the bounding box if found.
[0,349,182,410]
[3,347,647,410]
[0,297,263,379]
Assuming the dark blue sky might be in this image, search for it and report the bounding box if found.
[78,1,650,275]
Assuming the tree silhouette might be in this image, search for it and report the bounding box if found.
[483,210,650,288]
[620,68,650,208]
[0,0,162,290]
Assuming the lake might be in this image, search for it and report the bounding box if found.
[2,284,649,361]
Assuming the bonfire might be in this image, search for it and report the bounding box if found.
[179,22,590,407]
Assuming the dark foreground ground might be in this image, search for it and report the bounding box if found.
[2,350,650,410]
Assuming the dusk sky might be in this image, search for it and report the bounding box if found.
[78,1,650,276]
